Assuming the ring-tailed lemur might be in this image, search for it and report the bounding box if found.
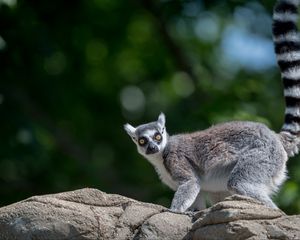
[124,0,300,212]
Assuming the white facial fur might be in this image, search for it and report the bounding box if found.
[157,112,165,129]
[124,113,168,157]
[124,123,136,141]
[137,128,168,157]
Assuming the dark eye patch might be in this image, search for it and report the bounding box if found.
[138,137,148,146]
[154,132,162,142]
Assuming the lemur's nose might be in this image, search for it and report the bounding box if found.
[149,144,155,150]
[146,143,159,154]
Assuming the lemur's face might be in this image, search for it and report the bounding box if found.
[124,113,168,156]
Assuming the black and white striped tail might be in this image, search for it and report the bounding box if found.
[273,0,300,135]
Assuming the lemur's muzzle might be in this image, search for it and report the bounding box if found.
[146,142,159,154]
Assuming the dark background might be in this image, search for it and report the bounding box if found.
[1,0,300,214]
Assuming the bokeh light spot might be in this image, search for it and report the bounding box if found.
[44,52,67,75]
[172,72,195,97]
[120,85,145,113]
[0,0,17,7]
[195,13,220,43]
[16,129,32,145]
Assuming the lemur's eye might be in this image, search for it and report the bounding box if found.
[154,133,162,141]
[138,137,147,146]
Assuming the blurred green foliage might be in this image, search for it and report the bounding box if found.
[0,0,300,214]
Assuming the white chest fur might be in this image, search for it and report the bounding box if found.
[144,153,178,191]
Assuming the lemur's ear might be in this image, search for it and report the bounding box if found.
[157,112,166,129]
[124,123,137,141]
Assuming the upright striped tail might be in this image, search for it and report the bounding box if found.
[273,0,300,135]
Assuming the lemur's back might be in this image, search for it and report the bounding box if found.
[166,121,287,175]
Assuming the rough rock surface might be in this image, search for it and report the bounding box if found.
[0,188,191,240]
[0,188,299,240]
[188,195,300,240]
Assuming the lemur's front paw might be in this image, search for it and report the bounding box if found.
[164,208,195,217]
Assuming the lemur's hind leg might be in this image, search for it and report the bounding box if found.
[227,148,284,209]
[227,180,277,208]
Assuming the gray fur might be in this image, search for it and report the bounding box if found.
[124,116,298,212]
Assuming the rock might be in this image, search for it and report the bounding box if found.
[0,188,192,240]
[135,212,191,240]
[0,189,299,240]
[188,195,300,240]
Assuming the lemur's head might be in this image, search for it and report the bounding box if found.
[124,113,168,156]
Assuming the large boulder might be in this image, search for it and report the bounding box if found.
[188,195,300,240]
[0,188,191,240]
[0,188,299,240]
